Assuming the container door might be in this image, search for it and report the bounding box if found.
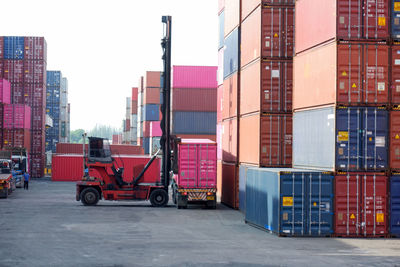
[391,175,400,237]
[336,108,362,171]
[307,173,334,236]
[280,173,306,235]
[360,174,388,236]
[197,144,217,188]
[335,174,361,236]
[337,0,363,39]
[178,144,197,188]
[363,0,389,39]
[391,46,400,104]
[362,108,388,170]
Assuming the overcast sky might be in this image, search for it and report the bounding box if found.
[0,0,218,131]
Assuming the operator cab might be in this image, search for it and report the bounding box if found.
[88,137,112,163]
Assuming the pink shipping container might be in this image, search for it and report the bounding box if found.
[3,104,31,129]
[0,79,11,104]
[172,66,218,89]
[172,88,217,112]
[176,139,217,188]
[224,0,240,37]
[295,0,389,54]
[3,129,31,152]
[0,37,3,59]
[150,121,162,137]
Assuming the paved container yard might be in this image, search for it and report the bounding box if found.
[0,179,400,267]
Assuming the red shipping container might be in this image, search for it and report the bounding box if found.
[241,6,294,67]
[2,60,24,83]
[55,143,144,155]
[222,73,238,120]
[294,42,389,111]
[24,37,47,61]
[391,45,400,104]
[0,37,3,59]
[172,66,218,89]
[143,87,160,105]
[172,88,217,112]
[239,113,292,167]
[31,107,45,130]
[241,59,292,115]
[144,71,161,88]
[3,104,31,129]
[33,60,46,84]
[224,0,240,37]
[131,87,138,101]
[51,154,160,183]
[143,121,151,137]
[0,79,11,104]
[335,173,388,237]
[222,117,237,163]
[217,123,222,160]
[295,0,389,54]
[241,1,295,21]
[390,110,400,171]
[3,129,31,152]
[30,153,44,178]
[217,85,223,123]
[221,162,238,209]
[11,83,24,104]
[31,129,45,154]
[131,100,138,114]
[24,84,45,107]
[125,119,130,131]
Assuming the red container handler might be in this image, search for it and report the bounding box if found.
[335,172,388,237]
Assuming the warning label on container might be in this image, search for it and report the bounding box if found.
[396,134,400,140]
[282,197,293,206]
[342,71,347,76]
[378,17,386,26]
[395,59,400,65]
[397,85,400,92]
[272,70,280,78]
[352,83,357,88]
[395,2,400,12]
[378,82,385,91]
[265,41,270,48]
[376,213,384,223]
[338,131,349,142]
[375,136,385,147]
[350,214,356,219]
[274,33,278,38]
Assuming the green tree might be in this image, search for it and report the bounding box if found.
[70,129,85,144]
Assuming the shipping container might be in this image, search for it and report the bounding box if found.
[3,37,24,59]
[3,129,31,152]
[144,87,160,105]
[219,11,225,50]
[218,48,224,86]
[23,60,46,84]
[217,160,222,199]
[2,60,24,83]
[391,175,400,237]
[393,0,400,40]
[217,123,222,160]
[172,66,218,89]
[131,87,138,101]
[335,173,388,237]
[172,88,217,112]
[224,0,240,37]
[245,168,334,236]
[31,129,45,154]
[143,137,150,154]
[391,110,400,171]
[391,45,400,104]
[241,5,294,67]
[31,107,45,130]
[131,101,138,114]
[224,28,239,79]
[144,71,161,88]
[222,72,238,120]
[172,111,217,135]
[30,153,44,178]
[294,42,389,110]
[295,0,389,54]
[241,59,292,115]
[218,0,225,14]
[56,143,144,155]
[173,134,217,142]
[293,106,388,171]
[0,79,11,104]
[222,117,237,163]
[242,1,295,22]
[0,37,3,59]
[221,162,238,208]
[240,113,292,167]
[175,139,217,188]
[150,121,162,137]
[217,84,223,122]
[239,164,255,213]
[143,104,160,121]
[3,104,31,129]
[149,136,160,154]
[24,37,47,61]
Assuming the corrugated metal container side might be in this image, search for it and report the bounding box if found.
[222,72,238,120]
[217,160,222,199]
[391,110,400,170]
[218,48,224,86]
[144,87,161,105]
[241,6,294,67]
[174,134,216,142]
[239,113,292,167]
[240,59,292,115]
[3,129,31,152]
[3,37,24,59]
[219,11,225,50]
[30,153,44,178]
[144,71,161,88]
[56,143,144,155]
[24,37,47,61]
[177,140,217,188]
[295,0,389,54]
[239,164,255,213]
[143,121,151,137]
[223,28,239,79]
[143,104,160,121]
[293,106,388,171]
[131,87,138,101]
[224,0,240,37]
[131,101,138,115]
[143,137,150,154]
[222,117,237,163]
[293,42,389,111]
[217,123,222,160]
[2,60,24,83]
[335,173,388,237]
[150,121,162,137]
[0,79,11,104]
[172,111,217,135]
[0,37,3,59]
[172,66,218,89]
[217,84,223,123]
[391,45,400,104]
[221,162,238,209]
[172,88,217,112]
[3,104,31,129]
[391,175,400,237]
[245,168,334,236]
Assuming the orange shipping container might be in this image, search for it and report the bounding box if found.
[222,117,237,163]
[131,100,138,114]
[221,162,238,209]
[144,71,161,88]
[222,72,238,120]
[240,58,292,115]
[239,113,292,167]
[293,42,389,111]
[224,0,240,37]
[217,160,222,200]
[391,45,400,105]
[144,87,160,105]
[242,1,295,22]
[217,84,223,123]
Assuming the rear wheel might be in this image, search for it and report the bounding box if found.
[150,189,169,207]
[80,187,100,206]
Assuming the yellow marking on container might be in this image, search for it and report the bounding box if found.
[25,70,29,73]
[352,83,357,88]
[369,137,373,141]
[350,213,356,219]
[25,46,29,49]
[395,2,400,12]
[4,70,8,73]
[396,134,400,140]
[378,17,386,26]
[342,71,347,76]
[282,197,293,206]
[376,213,384,223]
[338,131,349,141]
[274,33,278,37]
[313,202,317,206]
[4,141,8,144]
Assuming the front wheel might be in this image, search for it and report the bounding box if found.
[150,189,169,207]
[80,187,100,206]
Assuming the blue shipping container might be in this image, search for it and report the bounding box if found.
[143,104,159,121]
[223,27,239,79]
[245,168,334,237]
[46,71,61,86]
[239,164,251,213]
[3,37,24,59]
[293,107,388,171]
[391,175,400,237]
[392,0,400,40]
[172,111,216,134]
[143,137,150,154]
[218,11,225,50]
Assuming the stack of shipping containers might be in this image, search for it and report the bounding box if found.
[292,0,393,237]
[59,77,69,143]
[45,71,61,153]
[130,87,138,145]
[122,96,131,144]
[0,79,11,145]
[0,36,47,178]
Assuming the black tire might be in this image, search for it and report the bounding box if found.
[150,189,169,207]
[172,188,177,205]
[80,187,100,206]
